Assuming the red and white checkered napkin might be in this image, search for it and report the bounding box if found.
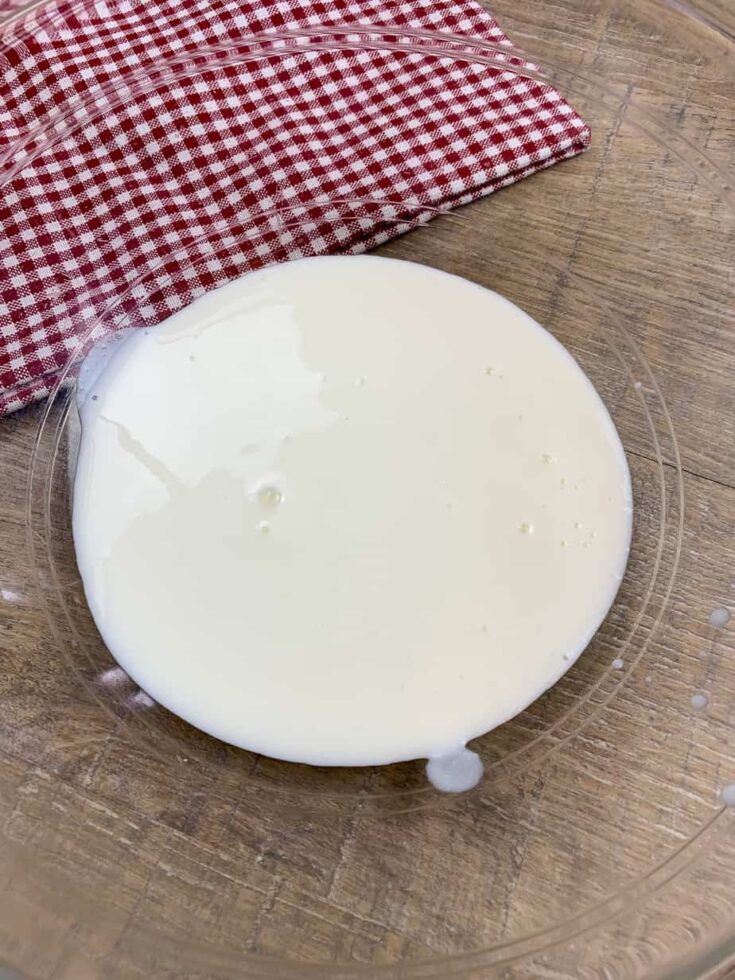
[0,0,590,415]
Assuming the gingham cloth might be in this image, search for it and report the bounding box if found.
[0,0,590,415]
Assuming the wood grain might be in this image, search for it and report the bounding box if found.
[0,0,734,977]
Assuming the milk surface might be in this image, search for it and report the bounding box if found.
[73,256,632,767]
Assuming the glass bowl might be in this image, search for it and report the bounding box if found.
[1,0,734,977]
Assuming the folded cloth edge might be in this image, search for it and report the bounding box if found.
[0,0,591,415]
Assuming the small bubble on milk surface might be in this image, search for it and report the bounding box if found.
[256,485,283,508]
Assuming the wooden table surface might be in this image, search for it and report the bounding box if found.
[0,0,734,978]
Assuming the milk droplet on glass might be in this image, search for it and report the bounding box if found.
[131,690,155,708]
[710,607,731,628]
[426,747,484,793]
[99,667,129,687]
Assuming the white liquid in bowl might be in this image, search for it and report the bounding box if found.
[73,255,632,769]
